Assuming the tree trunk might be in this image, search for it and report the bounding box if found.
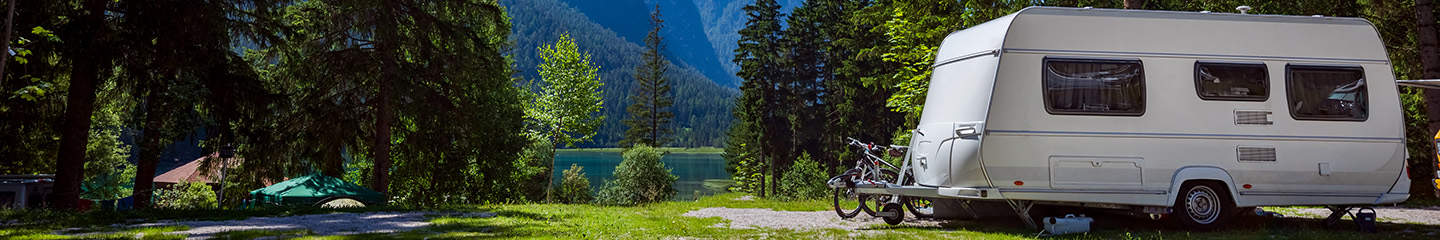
[1416,0,1440,199]
[760,155,768,198]
[545,116,561,203]
[369,0,397,197]
[132,85,167,209]
[51,0,109,210]
[545,142,558,203]
[0,0,16,86]
[322,145,344,178]
[1124,0,1144,9]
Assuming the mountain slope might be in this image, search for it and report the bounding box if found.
[559,0,740,87]
[691,0,804,87]
[505,0,736,147]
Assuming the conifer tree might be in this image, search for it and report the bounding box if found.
[727,0,785,196]
[623,5,675,148]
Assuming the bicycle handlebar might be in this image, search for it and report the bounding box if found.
[845,137,886,152]
[846,137,911,158]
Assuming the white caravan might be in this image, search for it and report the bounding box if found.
[885,7,1412,228]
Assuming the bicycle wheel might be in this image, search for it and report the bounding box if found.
[903,197,934,218]
[833,187,866,218]
[900,170,934,218]
[859,169,899,217]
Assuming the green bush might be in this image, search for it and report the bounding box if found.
[777,152,829,201]
[513,136,554,202]
[726,143,765,193]
[154,180,217,210]
[594,144,677,205]
[557,163,592,203]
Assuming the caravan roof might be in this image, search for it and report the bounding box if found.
[936,7,1387,69]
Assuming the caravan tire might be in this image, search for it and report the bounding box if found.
[1171,182,1234,230]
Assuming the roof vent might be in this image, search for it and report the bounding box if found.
[1236,6,1252,14]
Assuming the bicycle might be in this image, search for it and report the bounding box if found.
[829,137,934,223]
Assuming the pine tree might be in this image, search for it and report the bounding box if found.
[822,0,904,169]
[728,0,786,197]
[622,5,675,148]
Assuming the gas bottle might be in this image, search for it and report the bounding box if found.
[1043,214,1093,235]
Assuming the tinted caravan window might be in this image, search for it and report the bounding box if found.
[1196,62,1268,101]
[1286,65,1366,121]
[1043,58,1145,116]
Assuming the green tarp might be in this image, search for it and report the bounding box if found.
[248,174,385,207]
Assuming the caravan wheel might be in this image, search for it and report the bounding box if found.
[1171,183,1233,230]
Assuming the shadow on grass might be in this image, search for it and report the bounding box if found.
[490,209,566,222]
[861,208,1440,239]
[209,229,312,239]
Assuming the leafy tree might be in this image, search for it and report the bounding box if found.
[528,33,605,203]
[869,0,1025,145]
[154,180,218,210]
[622,5,676,148]
[81,80,135,201]
[1,25,67,176]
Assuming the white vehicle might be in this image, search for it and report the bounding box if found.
[869,7,1413,229]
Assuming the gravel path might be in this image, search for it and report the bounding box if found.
[100,211,495,239]
[682,207,874,230]
[1287,206,1440,225]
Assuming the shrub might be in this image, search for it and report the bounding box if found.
[726,144,765,193]
[777,152,829,201]
[557,163,592,203]
[513,136,554,202]
[594,144,677,206]
[154,180,217,210]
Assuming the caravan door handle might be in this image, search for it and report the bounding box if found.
[955,126,980,138]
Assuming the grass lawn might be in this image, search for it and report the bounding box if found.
[557,147,725,154]
[4,193,1440,239]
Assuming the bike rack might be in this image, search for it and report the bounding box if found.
[830,136,1036,229]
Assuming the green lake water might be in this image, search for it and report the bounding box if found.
[551,151,730,200]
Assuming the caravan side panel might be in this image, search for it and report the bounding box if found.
[975,8,1404,207]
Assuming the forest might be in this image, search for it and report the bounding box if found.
[721,0,1440,202]
[0,0,713,209]
[2,0,1440,211]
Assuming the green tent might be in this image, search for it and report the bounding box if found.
[248,174,385,207]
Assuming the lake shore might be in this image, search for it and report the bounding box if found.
[557,147,725,154]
